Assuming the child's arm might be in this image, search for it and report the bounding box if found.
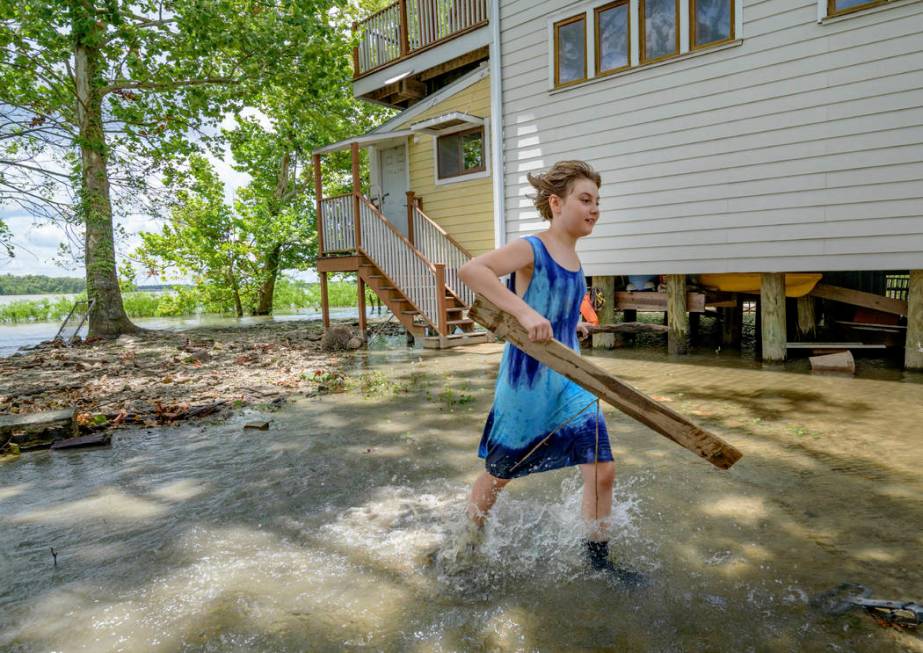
[459,239,553,342]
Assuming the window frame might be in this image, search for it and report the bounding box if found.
[553,13,589,89]
[825,0,889,17]
[690,0,736,51]
[434,125,488,183]
[639,0,681,65]
[595,0,632,77]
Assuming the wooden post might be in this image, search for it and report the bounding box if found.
[351,21,360,77]
[313,153,324,256]
[320,271,330,329]
[398,0,410,56]
[592,276,616,349]
[905,270,923,370]
[351,142,362,251]
[666,274,688,355]
[468,296,743,470]
[720,295,742,348]
[435,264,448,337]
[796,296,817,341]
[357,276,367,340]
[761,272,786,362]
[406,190,416,246]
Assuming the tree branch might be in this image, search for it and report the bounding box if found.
[102,76,240,94]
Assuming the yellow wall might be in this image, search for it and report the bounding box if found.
[397,76,494,256]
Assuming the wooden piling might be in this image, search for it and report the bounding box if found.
[666,274,688,355]
[761,272,786,362]
[720,295,742,348]
[906,270,923,370]
[592,276,616,350]
[357,276,367,340]
[796,296,818,341]
[320,271,330,329]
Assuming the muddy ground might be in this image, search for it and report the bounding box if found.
[0,318,403,431]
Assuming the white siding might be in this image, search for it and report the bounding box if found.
[499,0,923,274]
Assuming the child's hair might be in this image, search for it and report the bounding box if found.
[527,160,601,221]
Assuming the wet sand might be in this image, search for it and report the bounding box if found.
[1,339,922,651]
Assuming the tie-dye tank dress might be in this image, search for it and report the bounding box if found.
[478,235,613,479]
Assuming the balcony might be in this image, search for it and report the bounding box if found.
[352,0,489,107]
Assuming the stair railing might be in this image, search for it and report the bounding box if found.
[320,194,356,253]
[357,195,448,335]
[411,203,474,307]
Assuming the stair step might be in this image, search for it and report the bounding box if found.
[447,319,474,327]
[400,310,419,316]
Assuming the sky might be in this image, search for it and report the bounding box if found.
[0,112,317,284]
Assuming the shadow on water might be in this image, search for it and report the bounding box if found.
[1,343,922,651]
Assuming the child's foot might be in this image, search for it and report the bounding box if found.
[434,520,484,576]
[584,540,647,588]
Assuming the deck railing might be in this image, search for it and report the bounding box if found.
[358,196,443,330]
[354,0,488,77]
[411,204,474,307]
[321,194,355,253]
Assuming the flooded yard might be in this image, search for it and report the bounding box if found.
[1,343,922,651]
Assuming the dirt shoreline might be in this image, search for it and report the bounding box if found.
[0,318,400,434]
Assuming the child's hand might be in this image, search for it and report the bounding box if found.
[577,322,592,340]
[517,308,553,342]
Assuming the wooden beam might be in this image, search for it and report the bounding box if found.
[418,46,490,81]
[810,283,908,316]
[761,273,786,362]
[587,322,669,335]
[613,291,705,312]
[313,153,324,255]
[351,142,361,250]
[357,277,367,339]
[468,296,743,470]
[316,255,360,273]
[906,270,923,370]
[320,271,330,329]
[591,276,616,349]
[666,275,688,355]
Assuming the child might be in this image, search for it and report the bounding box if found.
[457,160,640,584]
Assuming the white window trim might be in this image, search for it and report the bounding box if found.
[548,0,743,91]
[817,0,919,22]
[431,123,491,186]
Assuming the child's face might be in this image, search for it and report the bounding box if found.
[550,178,599,237]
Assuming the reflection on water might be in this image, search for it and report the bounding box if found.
[1,344,922,651]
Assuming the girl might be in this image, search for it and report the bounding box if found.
[458,160,640,583]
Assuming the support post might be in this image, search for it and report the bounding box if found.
[320,272,330,329]
[720,295,742,349]
[622,308,637,347]
[351,142,362,251]
[351,22,360,77]
[666,274,688,355]
[435,264,448,337]
[313,153,324,256]
[398,0,410,56]
[592,276,616,349]
[796,296,817,341]
[406,190,416,246]
[357,276,367,340]
[761,272,786,362]
[905,270,923,370]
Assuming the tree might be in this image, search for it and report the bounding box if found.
[0,0,350,336]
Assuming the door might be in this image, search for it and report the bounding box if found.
[379,145,408,237]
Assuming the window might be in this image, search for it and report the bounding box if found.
[436,127,485,179]
[691,0,734,49]
[554,14,587,88]
[826,0,887,17]
[596,1,630,76]
[641,0,679,63]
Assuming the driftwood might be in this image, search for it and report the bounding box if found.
[0,409,77,451]
[51,433,112,450]
[468,296,742,470]
[586,322,670,335]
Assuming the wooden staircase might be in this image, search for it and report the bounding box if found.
[317,192,488,349]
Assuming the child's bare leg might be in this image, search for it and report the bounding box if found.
[579,461,616,540]
[467,471,511,527]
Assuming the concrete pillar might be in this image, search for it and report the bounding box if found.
[905,270,923,370]
[592,276,616,349]
[666,274,688,355]
[760,273,786,362]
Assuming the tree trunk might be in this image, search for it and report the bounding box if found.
[227,267,243,318]
[253,244,281,315]
[74,24,137,338]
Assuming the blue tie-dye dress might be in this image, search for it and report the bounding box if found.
[478,235,613,479]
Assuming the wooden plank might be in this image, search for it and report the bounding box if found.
[50,433,112,450]
[1,409,77,451]
[587,322,669,335]
[786,342,886,349]
[468,296,742,470]
[810,283,908,316]
[613,291,705,313]
[316,255,360,273]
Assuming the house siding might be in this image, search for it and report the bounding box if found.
[499,0,923,274]
[396,77,495,256]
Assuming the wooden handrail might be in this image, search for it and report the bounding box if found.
[413,203,473,258]
[358,194,437,273]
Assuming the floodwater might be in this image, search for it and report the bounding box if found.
[1,344,922,652]
[0,308,372,358]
